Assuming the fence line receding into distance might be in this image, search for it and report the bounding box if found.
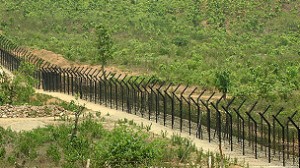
[0,35,299,167]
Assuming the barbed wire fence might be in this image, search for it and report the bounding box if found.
[0,35,299,167]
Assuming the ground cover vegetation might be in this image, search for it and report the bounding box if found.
[0,112,242,167]
[1,1,300,114]
[0,67,242,167]
[0,63,36,105]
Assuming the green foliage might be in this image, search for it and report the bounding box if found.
[46,144,61,164]
[171,134,196,162]
[0,146,5,159]
[94,125,166,167]
[0,62,36,105]
[96,24,113,70]
[214,69,231,98]
[1,0,300,110]
[0,116,240,167]
[68,98,85,140]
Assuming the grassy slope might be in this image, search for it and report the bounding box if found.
[0,117,239,168]
[1,0,300,112]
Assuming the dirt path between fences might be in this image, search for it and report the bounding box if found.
[0,66,287,167]
[32,89,284,167]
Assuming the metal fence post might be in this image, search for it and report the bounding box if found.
[286,111,297,161]
[273,114,286,166]
[149,80,158,120]
[199,92,215,142]
[259,110,272,163]
[181,87,197,135]
[191,90,206,139]
[287,117,299,167]
[162,83,172,126]
[155,82,165,123]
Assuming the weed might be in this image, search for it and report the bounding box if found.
[161,130,168,138]
[7,155,16,165]
[145,123,152,132]
[95,111,101,117]
[128,119,134,125]
[0,146,5,159]
[46,144,61,164]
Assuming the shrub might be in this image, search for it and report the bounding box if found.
[93,125,166,167]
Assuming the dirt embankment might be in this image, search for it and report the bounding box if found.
[29,49,137,76]
[27,48,222,99]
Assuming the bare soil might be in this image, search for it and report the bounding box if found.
[29,48,138,77]
[28,48,223,99]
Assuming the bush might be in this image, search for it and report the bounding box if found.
[93,125,166,167]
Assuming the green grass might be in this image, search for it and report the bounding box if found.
[0,116,241,168]
[1,0,300,114]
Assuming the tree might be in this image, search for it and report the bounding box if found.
[214,69,231,100]
[67,96,85,141]
[95,24,113,73]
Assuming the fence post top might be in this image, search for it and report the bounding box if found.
[164,83,172,92]
[172,84,181,94]
[225,96,236,109]
[247,101,258,113]
[275,107,284,117]
[180,85,189,95]
[206,92,215,103]
[272,115,285,128]
[287,117,299,130]
[188,87,197,97]
[196,89,206,102]
[286,110,298,125]
[261,105,271,115]
[116,74,122,80]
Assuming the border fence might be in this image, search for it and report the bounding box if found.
[0,35,299,167]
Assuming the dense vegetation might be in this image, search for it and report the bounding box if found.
[1,1,300,111]
[0,63,36,105]
[0,115,240,167]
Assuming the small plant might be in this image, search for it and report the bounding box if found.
[140,122,152,131]
[170,134,196,163]
[128,119,134,125]
[57,113,70,121]
[47,144,61,165]
[7,155,16,165]
[234,157,238,165]
[95,111,101,117]
[0,146,5,159]
[211,153,215,168]
[196,148,204,164]
[67,95,85,141]
[161,130,168,138]
[145,123,152,132]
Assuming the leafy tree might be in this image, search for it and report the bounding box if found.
[0,62,36,105]
[95,24,113,73]
[214,69,231,100]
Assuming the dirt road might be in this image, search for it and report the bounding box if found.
[0,66,286,167]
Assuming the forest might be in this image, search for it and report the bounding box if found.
[1,0,300,113]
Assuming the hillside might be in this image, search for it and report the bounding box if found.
[1,0,300,111]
